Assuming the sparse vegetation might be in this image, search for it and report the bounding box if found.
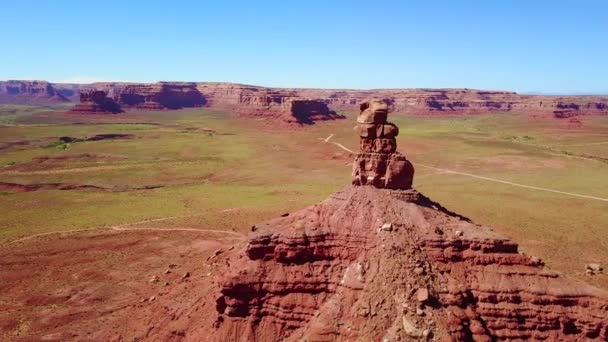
[0,107,606,288]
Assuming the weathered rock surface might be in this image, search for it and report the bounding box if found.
[352,99,414,189]
[4,80,608,119]
[71,83,608,119]
[209,185,608,341]
[0,80,68,104]
[69,90,123,114]
[83,82,207,111]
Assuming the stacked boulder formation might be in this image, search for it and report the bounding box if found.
[352,99,414,189]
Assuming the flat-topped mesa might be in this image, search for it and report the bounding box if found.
[69,90,123,114]
[352,99,414,189]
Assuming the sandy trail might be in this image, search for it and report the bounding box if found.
[567,141,608,146]
[416,163,608,202]
[321,134,608,203]
[5,212,245,245]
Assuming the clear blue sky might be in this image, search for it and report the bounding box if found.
[2,0,607,93]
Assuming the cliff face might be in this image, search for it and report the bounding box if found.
[82,82,207,110]
[3,80,608,119]
[94,82,608,119]
[192,84,608,118]
[195,83,344,123]
[69,90,123,114]
[0,80,69,104]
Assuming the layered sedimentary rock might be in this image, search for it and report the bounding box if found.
[206,102,608,341]
[97,82,608,118]
[3,79,608,118]
[211,187,608,341]
[194,83,344,124]
[283,99,344,124]
[69,90,122,114]
[115,82,207,110]
[0,80,69,104]
[352,99,414,189]
[79,82,208,111]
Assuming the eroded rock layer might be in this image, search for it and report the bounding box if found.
[211,186,608,341]
[69,90,123,114]
[352,99,414,189]
[0,80,69,104]
[87,82,207,110]
[3,80,607,119]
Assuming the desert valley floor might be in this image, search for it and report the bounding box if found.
[0,104,607,340]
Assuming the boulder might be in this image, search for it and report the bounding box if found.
[357,99,389,124]
[357,123,399,139]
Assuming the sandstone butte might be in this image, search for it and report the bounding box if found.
[2,80,608,122]
[173,99,608,341]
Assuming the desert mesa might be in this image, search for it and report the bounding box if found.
[2,80,608,123]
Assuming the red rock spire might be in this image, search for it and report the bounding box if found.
[352,99,415,189]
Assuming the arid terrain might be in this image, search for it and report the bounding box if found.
[0,84,607,340]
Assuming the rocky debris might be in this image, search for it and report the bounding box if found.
[586,263,603,275]
[402,317,423,338]
[69,90,123,114]
[352,99,415,189]
[149,275,160,284]
[207,249,224,261]
[415,287,429,303]
[380,223,393,231]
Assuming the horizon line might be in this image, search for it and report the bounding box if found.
[2,78,608,96]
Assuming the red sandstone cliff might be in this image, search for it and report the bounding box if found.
[87,82,608,119]
[0,80,69,104]
[69,90,123,114]
[3,80,608,119]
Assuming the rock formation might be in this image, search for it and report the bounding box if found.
[69,90,122,114]
[203,101,608,341]
[114,82,207,110]
[283,99,344,124]
[352,99,414,189]
[3,79,608,119]
[81,82,608,119]
[0,80,68,104]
